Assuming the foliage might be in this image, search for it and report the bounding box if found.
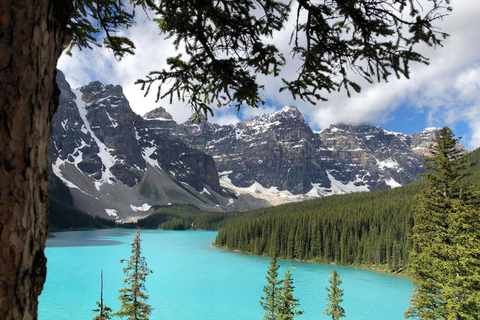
[66,0,451,119]
[93,301,114,320]
[405,127,480,319]
[116,228,153,320]
[324,270,345,320]
[277,269,304,320]
[260,256,304,320]
[66,0,136,60]
[215,185,418,268]
[260,256,283,320]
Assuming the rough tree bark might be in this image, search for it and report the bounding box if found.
[0,0,72,318]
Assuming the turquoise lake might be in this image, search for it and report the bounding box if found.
[38,229,414,319]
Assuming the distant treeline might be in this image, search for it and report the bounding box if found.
[136,204,240,230]
[49,196,115,230]
[214,148,480,271]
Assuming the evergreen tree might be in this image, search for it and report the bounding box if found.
[116,228,153,320]
[260,256,283,320]
[93,270,114,320]
[324,270,346,320]
[405,127,480,319]
[93,301,113,320]
[277,269,304,320]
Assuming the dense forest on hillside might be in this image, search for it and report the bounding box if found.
[136,204,234,230]
[214,148,480,271]
[216,184,418,271]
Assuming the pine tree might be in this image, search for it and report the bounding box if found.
[405,127,480,319]
[93,270,114,320]
[277,269,304,320]
[93,301,113,320]
[116,228,153,320]
[324,270,346,320]
[260,256,283,320]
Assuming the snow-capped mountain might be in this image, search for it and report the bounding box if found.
[50,71,269,222]
[171,107,443,203]
[50,72,453,221]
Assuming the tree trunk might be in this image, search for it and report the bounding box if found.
[0,0,72,318]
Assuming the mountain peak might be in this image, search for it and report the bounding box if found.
[143,107,173,121]
[241,104,308,135]
[274,105,301,117]
[79,80,125,105]
[422,127,440,133]
[326,123,385,135]
[281,105,299,112]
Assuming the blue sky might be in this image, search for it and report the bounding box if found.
[58,0,480,150]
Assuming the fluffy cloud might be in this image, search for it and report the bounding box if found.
[58,0,480,149]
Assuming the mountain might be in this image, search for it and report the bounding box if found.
[50,71,271,222]
[49,72,456,222]
[170,106,443,203]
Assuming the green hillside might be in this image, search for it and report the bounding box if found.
[214,148,480,271]
[136,204,232,230]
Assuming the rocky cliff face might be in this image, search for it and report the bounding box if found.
[316,124,425,191]
[171,106,442,201]
[50,71,251,221]
[51,72,458,219]
[175,106,329,195]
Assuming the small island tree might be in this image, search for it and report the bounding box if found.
[324,270,346,320]
[116,228,153,320]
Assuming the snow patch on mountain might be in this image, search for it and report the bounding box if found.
[200,188,211,195]
[52,158,83,191]
[74,89,117,191]
[377,158,399,169]
[218,171,305,205]
[105,110,118,128]
[385,178,402,188]
[142,146,162,170]
[130,204,152,211]
[326,171,370,194]
[145,117,173,121]
[105,208,118,217]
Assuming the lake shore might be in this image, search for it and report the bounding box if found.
[216,244,411,278]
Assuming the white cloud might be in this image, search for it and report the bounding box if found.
[240,104,279,120]
[295,0,480,149]
[58,0,480,149]
[209,112,241,126]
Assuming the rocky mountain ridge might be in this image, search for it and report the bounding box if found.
[168,106,440,200]
[50,71,272,222]
[49,72,450,221]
